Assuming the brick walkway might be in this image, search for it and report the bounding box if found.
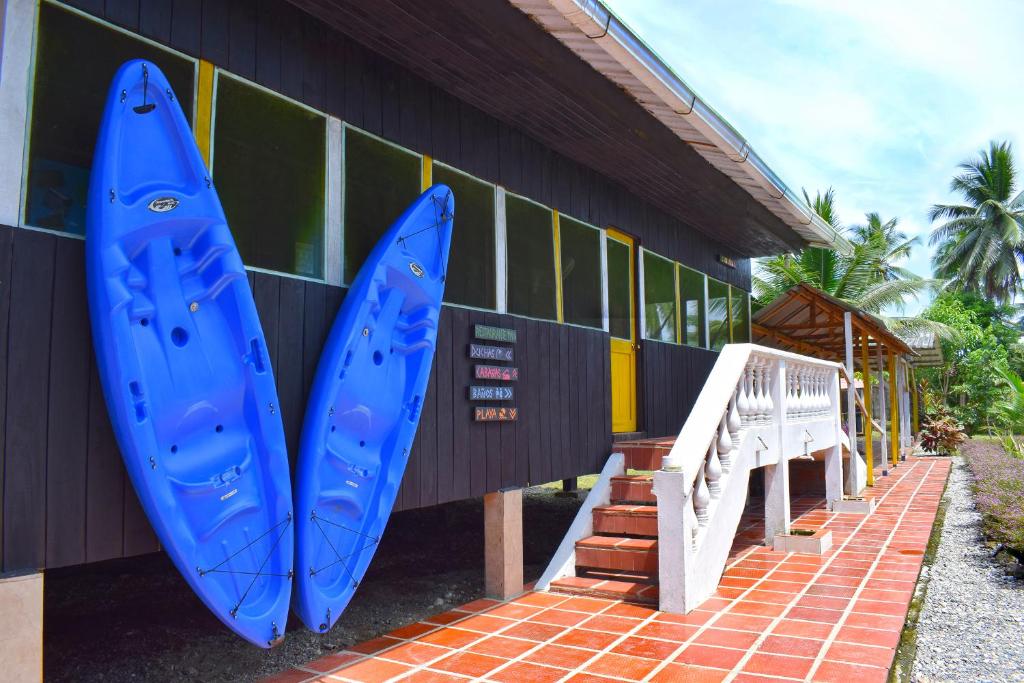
[267,456,950,683]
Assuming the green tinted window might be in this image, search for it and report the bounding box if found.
[731,287,750,343]
[214,75,325,278]
[559,216,602,328]
[433,165,495,309]
[708,278,730,351]
[606,237,632,340]
[679,266,705,348]
[26,3,195,233]
[505,195,556,320]
[642,251,676,343]
[343,128,421,283]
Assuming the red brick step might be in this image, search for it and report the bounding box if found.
[549,575,659,604]
[609,475,655,504]
[575,535,657,573]
[593,504,658,537]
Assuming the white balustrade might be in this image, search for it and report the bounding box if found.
[656,344,846,615]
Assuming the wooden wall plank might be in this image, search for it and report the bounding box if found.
[280,3,304,101]
[252,272,280,378]
[3,230,55,571]
[301,281,327,398]
[0,226,13,570]
[86,355,124,563]
[139,0,174,44]
[200,0,230,66]
[105,0,140,30]
[255,0,283,92]
[450,307,473,500]
[434,308,454,504]
[122,478,158,557]
[169,0,202,57]
[227,0,257,80]
[45,238,91,568]
[277,277,305,465]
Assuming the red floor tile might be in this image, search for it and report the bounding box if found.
[524,643,594,669]
[328,657,412,683]
[417,628,484,650]
[389,622,437,640]
[430,651,507,678]
[552,628,621,651]
[633,620,698,642]
[302,652,362,674]
[675,644,747,669]
[468,635,537,659]
[742,652,815,679]
[757,635,825,658]
[811,660,889,683]
[612,635,682,660]
[823,641,896,668]
[585,652,660,680]
[586,614,645,634]
[487,661,567,682]
[649,663,729,682]
[395,670,468,683]
[694,627,760,650]
[529,608,593,627]
[379,641,450,666]
[501,620,566,642]
[349,636,401,655]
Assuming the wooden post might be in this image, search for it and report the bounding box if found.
[843,313,864,494]
[876,344,889,476]
[561,478,577,493]
[484,489,523,600]
[0,571,43,681]
[888,351,899,468]
[861,332,874,486]
[911,366,920,435]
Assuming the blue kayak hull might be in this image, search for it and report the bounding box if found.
[86,60,293,647]
[294,185,454,631]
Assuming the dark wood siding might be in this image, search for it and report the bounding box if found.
[1,0,737,571]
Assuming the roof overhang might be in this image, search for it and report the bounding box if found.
[509,0,851,255]
[752,284,915,362]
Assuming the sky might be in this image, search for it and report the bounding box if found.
[604,0,1024,313]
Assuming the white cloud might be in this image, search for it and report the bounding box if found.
[605,0,1024,312]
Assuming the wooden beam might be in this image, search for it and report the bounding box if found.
[888,351,899,468]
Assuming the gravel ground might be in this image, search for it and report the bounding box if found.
[913,451,1024,683]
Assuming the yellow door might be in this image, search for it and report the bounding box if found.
[607,229,637,433]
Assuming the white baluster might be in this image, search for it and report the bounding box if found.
[817,369,828,414]
[755,360,769,423]
[705,440,721,497]
[694,462,710,526]
[728,393,742,448]
[762,361,775,422]
[738,364,753,425]
[717,412,732,472]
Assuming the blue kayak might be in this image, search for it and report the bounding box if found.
[294,185,454,632]
[86,60,293,648]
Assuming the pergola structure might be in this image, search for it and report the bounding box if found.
[752,284,919,493]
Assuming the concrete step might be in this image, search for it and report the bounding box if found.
[593,504,658,537]
[549,575,659,605]
[609,475,655,504]
[575,535,657,574]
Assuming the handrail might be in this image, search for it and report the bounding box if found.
[662,343,841,487]
[838,365,885,434]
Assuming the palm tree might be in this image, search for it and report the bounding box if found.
[929,141,1024,303]
[754,189,935,334]
[850,212,919,282]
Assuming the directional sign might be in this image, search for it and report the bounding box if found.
[474,324,517,343]
[475,406,519,422]
[469,343,514,362]
[469,386,514,401]
[475,364,519,381]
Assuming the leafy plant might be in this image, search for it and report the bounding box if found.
[919,408,967,454]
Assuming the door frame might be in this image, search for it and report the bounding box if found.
[606,226,640,434]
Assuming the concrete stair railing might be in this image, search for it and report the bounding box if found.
[654,344,845,614]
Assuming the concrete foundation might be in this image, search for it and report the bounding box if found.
[0,570,42,682]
